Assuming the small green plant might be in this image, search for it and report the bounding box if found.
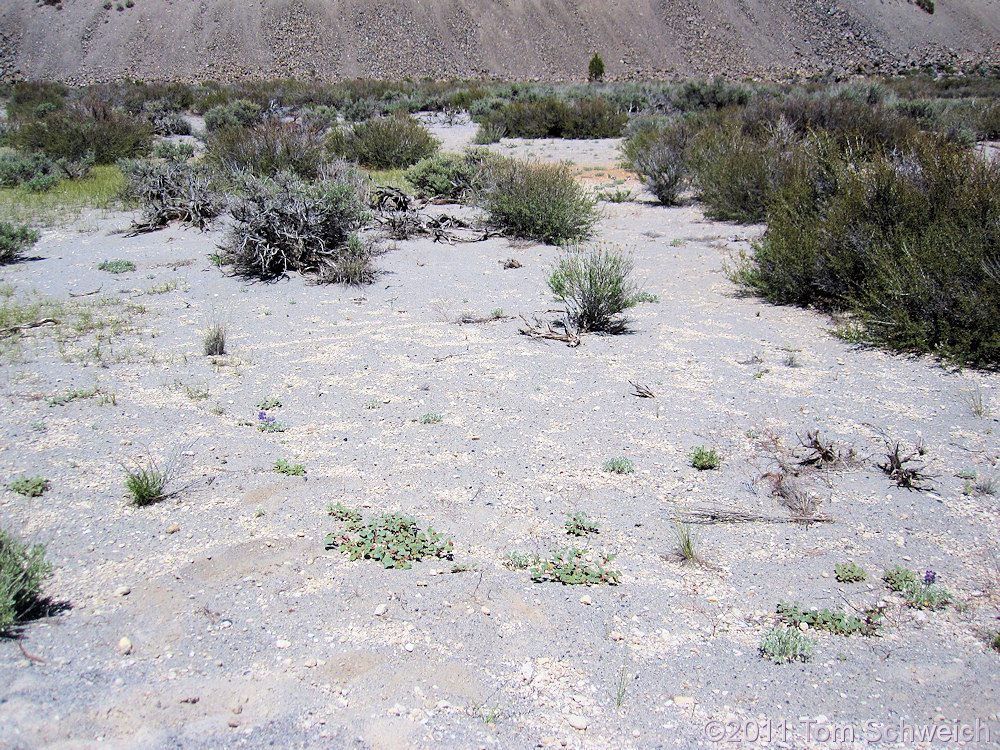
[419,412,443,424]
[915,0,934,13]
[363,398,382,409]
[256,396,281,410]
[673,522,701,565]
[0,526,53,632]
[883,565,918,591]
[602,456,634,474]
[7,476,50,498]
[47,386,99,406]
[990,631,1000,653]
[123,455,168,506]
[965,383,992,418]
[97,259,136,274]
[776,601,882,636]
[203,321,226,356]
[689,446,720,470]
[505,550,536,570]
[588,53,605,82]
[835,562,867,583]
[325,512,454,569]
[565,512,599,536]
[530,547,620,585]
[274,459,305,476]
[327,502,362,523]
[884,566,951,609]
[256,411,286,433]
[759,627,813,664]
[548,245,641,333]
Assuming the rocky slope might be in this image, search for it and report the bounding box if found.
[2,0,1000,83]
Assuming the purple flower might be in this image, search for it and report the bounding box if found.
[923,570,936,585]
[258,411,268,420]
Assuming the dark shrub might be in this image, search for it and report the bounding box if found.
[477,97,626,140]
[622,118,692,205]
[207,119,328,179]
[0,149,61,191]
[219,172,370,281]
[404,149,495,202]
[11,102,152,164]
[736,135,1000,367]
[202,99,263,131]
[0,526,53,632]
[0,222,41,264]
[143,100,192,136]
[588,54,605,83]
[335,115,439,169]
[6,81,67,121]
[478,158,596,244]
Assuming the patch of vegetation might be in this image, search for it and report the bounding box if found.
[477,158,596,245]
[835,562,867,583]
[622,117,692,205]
[10,101,152,164]
[0,149,64,192]
[602,456,634,474]
[689,445,721,470]
[47,386,99,406]
[547,245,640,333]
[0,222,40,264]
[588,53,605,83]
[672,522,702,565]
[7,476,50,497]
[325,511,454,569]
[123,455,168,506]
[883,566,952,609]
[118,158,224,232]
[404,150,492,202]
[334,115,439,169]
[505,550,537,570]
[879,442,933,490]
[202,99,263,132]
[203,321,226,356]
[530,547,620,585]
[0,526,53,632]
[274,459,306,476]
[256,396,281,410]
[97,259,136,274]
[759,627,813,664]
[207,119,328,179]
[565,512,599,536]
[256,411,286,433]
[0,164,123,227]
[776,601,882,636]
[327,502,362,523]
[218,172,371,283]
[476,97,626,139]
[419,412,443,424]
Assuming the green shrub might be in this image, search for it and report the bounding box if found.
[124,457,167,506]
[11,102,152,164]
[325,511,454,569]
[202,99,262,131]
[776,601,882,636]
[6,81,67,121]
[565,512,599,536]
[97,259,136,273]
[0,149,61,191]
[219,172,369,282]
[336,116,439,169]
[759,627,812,664]
[548,245,639,333]
[478,158,596,244]
[736,134,1000,367]
[0,222,40,264]
[7,476,51,497]
[206,119,328,179]
[404,150,491,202]
[531,547,620,585]
[274,459,306,476]
[834,562,867,583]
[622,118,692,205]
[588,53,605,83]
[602,456,634,474]
[477,97,626,140]
[0,527,53,632]
[689,446,720,470]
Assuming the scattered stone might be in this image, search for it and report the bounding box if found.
[374,603,388,617]
[580,595,592,605]
[480,606,491,616]
[118,637,132,655]
[521,661,535,682]
[566,714,588,730]
[166,524,180,534]
[404,643,415,652]
[672,696,695,707]
[114,586,131,597]
[275,639,291,649]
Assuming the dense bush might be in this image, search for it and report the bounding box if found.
[548,245,639,333]
[736,135,1000,367]
[10,101,152,164]
[622,118,692,205]
[404,149,495,202]
[219,172,371,282]
[0,526,52,632]
[207,119,328,179]
[334,116,439,169]
[0,149,62,191]
[478,158,596,244]
[119,158,225,231]
[477,97,627,139]
[202,99,263,131]
[0,222,41,264]
[143,100,192,136]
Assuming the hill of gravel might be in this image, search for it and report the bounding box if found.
[1,0,999,84]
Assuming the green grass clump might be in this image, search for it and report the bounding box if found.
[530,547,620,585]
[759,627,813,664]
[98,259,136,274]
[689,446,720,470]
[325,511,454,569]
[478,158,596,245]
[602,456,634,474]
[7,476,50,497]
[548,245,640,333]
[565,512,599,536]
[0,164,123,226]
[0,527,53,632]
[327,502,362,523]
[419,412,443,424]
[124,457,167,506]
[274,459,306,476]
[203,322,226,356]
[47,386,99,406]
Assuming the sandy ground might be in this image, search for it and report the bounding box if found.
[1,129,999,750]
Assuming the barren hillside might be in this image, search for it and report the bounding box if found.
[2,0,1000,83]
